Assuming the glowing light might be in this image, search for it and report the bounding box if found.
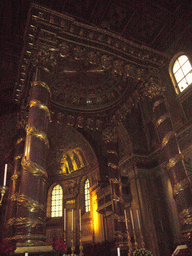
[92,195,99,232]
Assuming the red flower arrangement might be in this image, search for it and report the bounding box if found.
[52,237,67,254]
[0,239,16,255]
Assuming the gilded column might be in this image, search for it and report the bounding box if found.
[14,66,51,246]
[102,125,124,246]
[153,96,192,233]
[144,75,192,236]
[5,125,25,239]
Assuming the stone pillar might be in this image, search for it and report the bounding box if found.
[14,66,51,246]
[5,126,25,239]
[102,125,124,246]
[153,95,192,235]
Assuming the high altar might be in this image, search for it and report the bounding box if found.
[0,3,192,256]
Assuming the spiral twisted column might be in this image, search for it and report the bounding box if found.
[14,66,51,246]
[5,127,25,239]
[153,96,192,235]
[102,125,124,247]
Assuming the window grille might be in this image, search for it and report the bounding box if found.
[51,184,63,217]
[85,179,90,212]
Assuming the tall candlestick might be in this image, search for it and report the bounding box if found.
[64,208,66,231]
[72,209,74,231]
[3,164,7,187]
[124,209,128,229]
[136,210,141,230]
[130,210,135,230]
[79,209,81,231]
[117,247,120,256]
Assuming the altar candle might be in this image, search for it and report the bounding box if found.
[3,164,7,187]
[136,210,141,230]
[130,210,135,230]
[124,210,128,229]
[79,209,81,231]
[72,209,74,231]
[64,208,66,231]
[117,247,120,256]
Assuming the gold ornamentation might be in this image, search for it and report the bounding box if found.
[108,162,118,169]
[173,178,190,196]
[124,64,136,78]
[162,131,176,148]
[113,60,124,75]
[17,194,45,213]
[32,80,51,95]
[32,47,58,70]
[109,178,120,183]
[74,46,84,60]
[137,68,145,81]
[88,51,99,65]
[66,200,76,204]
[16,137,25,144]
[167,154,184,170]
[10,193,18,201]
[26,124,49,148]
[107,150,118,156]
[29,100,51,121]
[59,42,69,58]
[153,99,165,112]
[179,207,192,225]
[156,113,170,127]
[101,55,112,69]
[12,233,46,240]
[11,173,20,180]
[143,77,166,99]
[7,218,16,226]
[102,126,118,143]
[14,155,22,161]
[21,157,48,178]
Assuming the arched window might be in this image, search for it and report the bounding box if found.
[51,184,63,217]
[84,179,90,212]
[170,54,192,94]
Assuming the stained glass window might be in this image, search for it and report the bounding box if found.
[85,179,90,212]
[172,55,192,93]
[51,184,63,217]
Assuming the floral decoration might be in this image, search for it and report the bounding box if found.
[52,237,67,254]
[132,248,153,256]
[0,239,16,255]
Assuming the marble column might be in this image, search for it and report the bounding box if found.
[153,95,192,234]
[102,125,124,246]
[15,66,51,246]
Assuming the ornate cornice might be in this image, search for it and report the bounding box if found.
[15,3,168,120]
